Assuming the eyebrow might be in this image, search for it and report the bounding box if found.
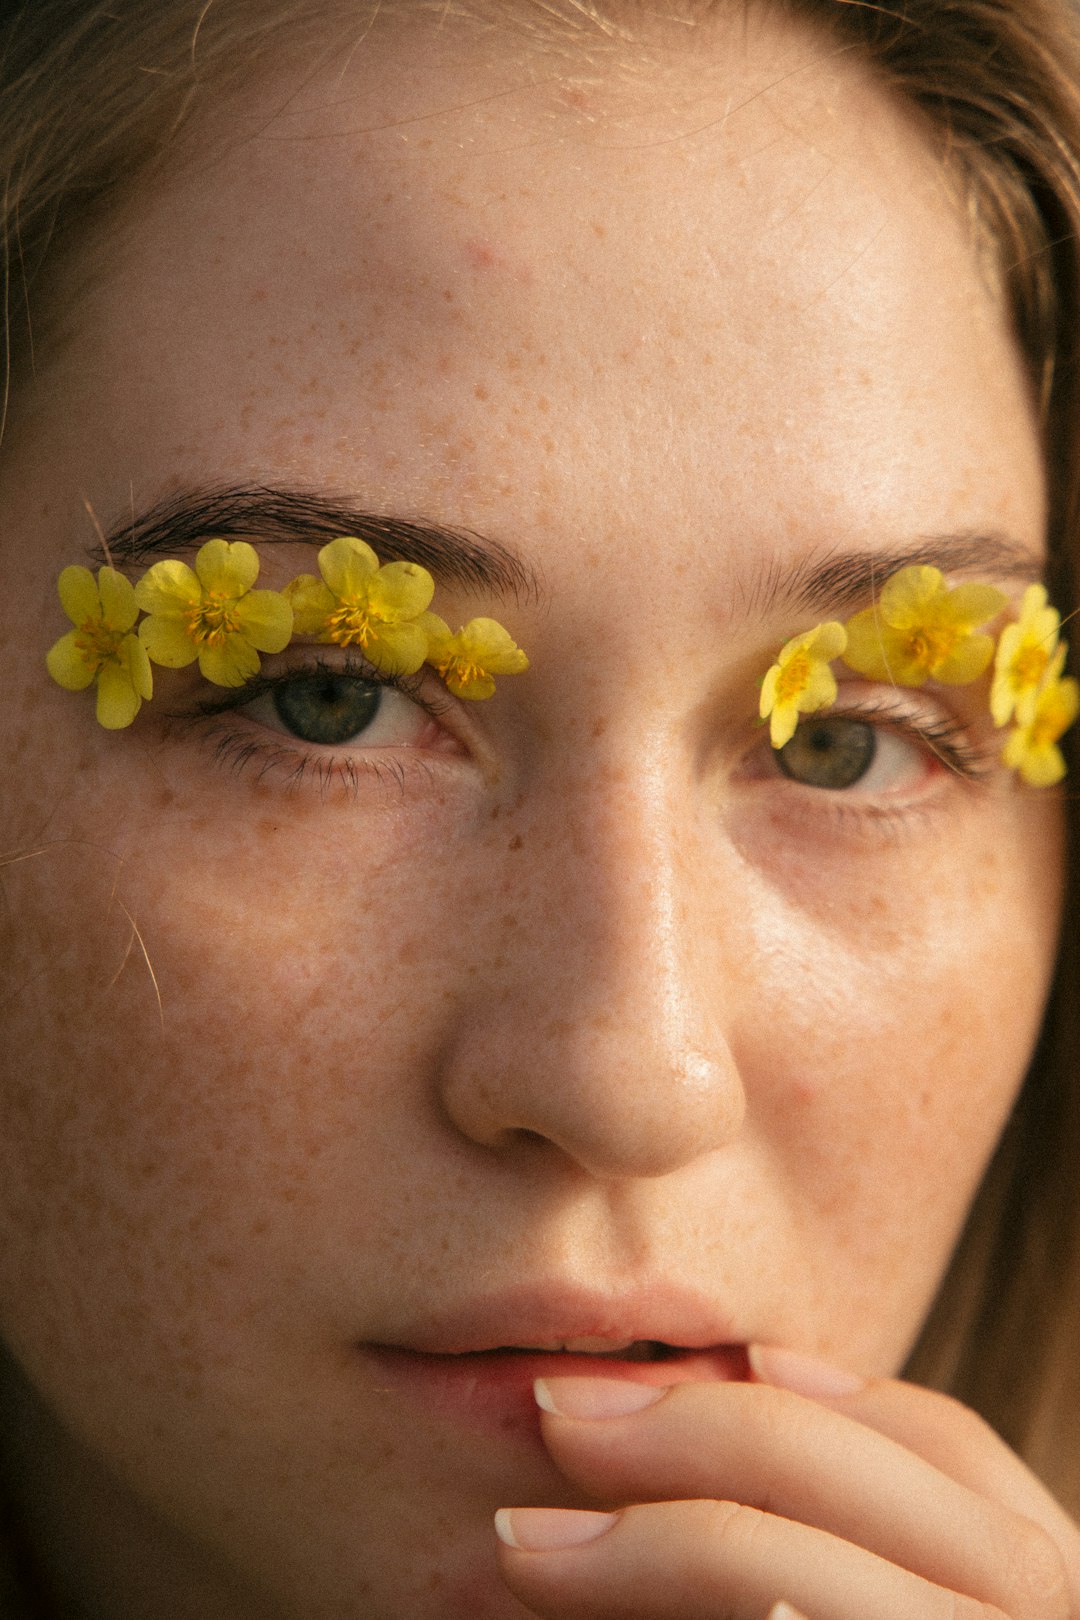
[90,489,1040,622]
[92,485,542,602]
[744,531,1044,621]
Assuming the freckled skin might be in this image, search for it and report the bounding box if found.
[0,7,1065,1620]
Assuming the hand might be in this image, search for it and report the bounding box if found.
[494,1347,1080,1619]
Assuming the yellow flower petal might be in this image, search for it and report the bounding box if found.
[46,630,97,690]
[57,565,101,626]
[424,615,530,697]
[943,581,1007,627]
[1003,674,1079,786]
[139,614,200,668]
[127,633,154,701]
[759,621,844,743]
[95,660,142,729]
[96,566,140,632]
[368,559,436,621]
[234,590,293,652]
[930,630,996,685]
[135,558,202,616]
[197,637,262,687]
[454,617,530,673]
[841,607,895,681]
[318,536,379,598]
[877,565,944,625]
[768,700,801,749]
[363,620,430,676]
[283,575,336,634]
[990,586,1061,727]
[195,538,259,596]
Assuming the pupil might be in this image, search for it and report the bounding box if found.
[272,674,381,745]
[777,718,876,789]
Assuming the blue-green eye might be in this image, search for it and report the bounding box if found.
[776,717,877,789]
[272,672,382,745]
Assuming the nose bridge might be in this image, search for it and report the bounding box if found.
[437,737,747,1180]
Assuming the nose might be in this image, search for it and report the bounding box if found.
[436,755,747,1181]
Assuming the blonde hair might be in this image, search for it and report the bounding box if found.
[4,0,1080,1507]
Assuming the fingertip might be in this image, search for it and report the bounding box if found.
[748,1344,866,1399]
[494,1507,619,1552]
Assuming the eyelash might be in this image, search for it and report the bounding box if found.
[804,694,999,784]
[170,658,1000,813]
[174,652,459,799]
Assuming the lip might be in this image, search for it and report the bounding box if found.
[361,1284,750,1437]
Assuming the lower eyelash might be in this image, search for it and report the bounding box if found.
[207,727,431,801]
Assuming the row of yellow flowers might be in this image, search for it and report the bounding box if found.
[760,565,1078,787]
[46,536,529,729]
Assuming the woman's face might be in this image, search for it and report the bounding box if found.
[0,7,1064,1617]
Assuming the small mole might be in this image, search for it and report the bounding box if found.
[508,834,523,851]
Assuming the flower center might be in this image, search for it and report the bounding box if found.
[73,616,125,670]
[325,601,381,647]
[187,590,242,646]
[1012,642,1049,689]
[907,625,957,670]
[775,651,811,704]
[439,655,485,686]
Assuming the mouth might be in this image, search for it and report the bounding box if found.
[490,1338,683,1358]
[362,1338,750,1436]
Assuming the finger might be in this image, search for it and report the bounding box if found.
[495,1498,1012,1620]
[750,1345,1080,1606]
[531,1376,1069,1620]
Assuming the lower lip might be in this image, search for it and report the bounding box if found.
[363,1345,750,1437]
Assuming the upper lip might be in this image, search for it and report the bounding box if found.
[373,1283,744,1355]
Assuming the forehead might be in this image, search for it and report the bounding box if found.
[13,1,1043,585]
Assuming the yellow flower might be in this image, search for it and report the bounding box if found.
[1002,668,1079,786]
[46,564,153,729]
[424,615,529,700]
[759,620,847,748]
[990,583,1061,727]
[135,539,292,686]
[843,565,1006,687]
[284,537,436,676]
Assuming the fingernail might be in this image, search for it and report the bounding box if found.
[494,1508,619,1551]
[748,1344,865,1398]
[534,1376,667,1418]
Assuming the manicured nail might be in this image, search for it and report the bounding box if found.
[494,1508,619,1551]
[534,1376,667,1418]
[766,1603,809,1620]
[748,1344,866,1398]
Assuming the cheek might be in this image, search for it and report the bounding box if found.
[725,800,1062,1361]
[0,773,486,1386]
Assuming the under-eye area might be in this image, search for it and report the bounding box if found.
[164,651,469,798]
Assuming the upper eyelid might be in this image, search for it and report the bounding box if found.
[184,655,451,721]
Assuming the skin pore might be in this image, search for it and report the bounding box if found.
[0,4,1071,1618]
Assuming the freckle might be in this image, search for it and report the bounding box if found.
[508,834,523,851]
[536,395,550,413]
[474,383,489,401]
[251,287,269,303]
[489,803,501,820]
[591,718,608,740]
